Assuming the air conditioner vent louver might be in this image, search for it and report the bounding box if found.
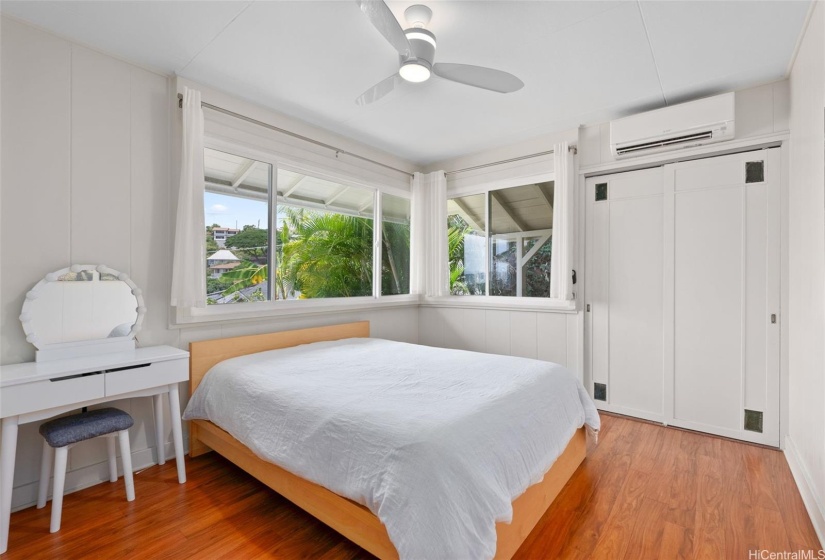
[615,130,715,156]
[610,92,735,160]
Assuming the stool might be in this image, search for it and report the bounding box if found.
[37,408,135,533]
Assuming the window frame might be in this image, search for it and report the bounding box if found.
[434,170,576,312]
[177,137,416,325]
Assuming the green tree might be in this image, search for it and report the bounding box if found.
[226,227,268,262]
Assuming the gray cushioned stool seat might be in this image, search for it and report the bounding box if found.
[39,408,134,448]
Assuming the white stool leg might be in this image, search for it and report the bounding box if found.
[117,431,135,502]
[50,446,68,533]
[106,436,118,483]
[37,441,53,509]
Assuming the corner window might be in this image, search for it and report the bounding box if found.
[202,146,410,307]
[448,181,554,298]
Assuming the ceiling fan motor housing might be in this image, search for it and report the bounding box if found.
[402,27,436,67]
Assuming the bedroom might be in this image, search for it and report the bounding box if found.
[0,0,823,558]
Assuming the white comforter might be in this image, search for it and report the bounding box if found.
[183,338,600,560]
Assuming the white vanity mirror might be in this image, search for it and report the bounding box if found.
[20,264,145,361]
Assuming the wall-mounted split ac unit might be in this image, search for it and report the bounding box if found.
[610,92,735,159]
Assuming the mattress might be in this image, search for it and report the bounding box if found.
[183,337,600,560]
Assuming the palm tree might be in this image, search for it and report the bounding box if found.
[215,207,410,301]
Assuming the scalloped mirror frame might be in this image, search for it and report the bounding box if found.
[20,264,146,362]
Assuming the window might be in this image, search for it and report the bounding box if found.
[202,146,410,308]
[447,193,486,295]
[447,181,554,298]
[204,148,272,305]
[382,194,411,296]
[276,169,374,299]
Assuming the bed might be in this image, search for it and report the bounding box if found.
[184,321,599,560]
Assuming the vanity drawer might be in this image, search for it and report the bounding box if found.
[105,358,188,396]
[1,375,105,417]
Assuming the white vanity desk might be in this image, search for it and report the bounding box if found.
[0,345,189,554]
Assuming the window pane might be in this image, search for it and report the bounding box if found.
[488,181,554,298]
[447,194,486,295]
[382,194,411,295]
[277,170,373,299]
[204,148,272,305]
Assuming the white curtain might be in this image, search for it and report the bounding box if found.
[410,171,448,297]
[170,87,207,308]
[550,142,575,301]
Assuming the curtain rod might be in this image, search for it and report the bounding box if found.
[177,93,413,178]
[445,146,577,176]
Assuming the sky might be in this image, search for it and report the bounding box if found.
[205,192,268,230]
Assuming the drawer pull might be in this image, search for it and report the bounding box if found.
[51,371,104,382]
[50,362,151,382]
[102,363,151,374]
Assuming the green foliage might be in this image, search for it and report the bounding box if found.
[212,208,411,301]
[283,208,373,298]
[206,276,234,295]
[226,227,268,262]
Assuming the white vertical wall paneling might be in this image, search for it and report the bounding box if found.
[485,310,511,356]
[786,1,825,543]
[130,67,174,348]
[537,313,568,367]
[0,19,71,365]
[510,312,537,359]
[70,47,131,270]
[417,307,570,367]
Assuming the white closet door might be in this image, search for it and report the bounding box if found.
[586,167,666,422]
[665,148,780,446]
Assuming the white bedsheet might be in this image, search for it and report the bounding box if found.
[183,338,600,560]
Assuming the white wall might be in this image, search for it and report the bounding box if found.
[0,16,419,511]
[786,0,825,545]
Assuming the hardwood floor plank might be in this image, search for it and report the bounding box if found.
[5,414,821,560]
[659,521,694,560]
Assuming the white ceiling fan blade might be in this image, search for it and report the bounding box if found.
[356,0,412,58]
[356,73,401,106]
[433,63,524,93]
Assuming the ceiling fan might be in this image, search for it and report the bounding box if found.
[355,1,524,106]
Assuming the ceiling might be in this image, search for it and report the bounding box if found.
[1,1,811,165]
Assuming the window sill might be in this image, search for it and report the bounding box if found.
[420,296,577,313]
[173,294,421,327]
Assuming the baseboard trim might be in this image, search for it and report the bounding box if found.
[11,439,187,513]
[784,435,825,548]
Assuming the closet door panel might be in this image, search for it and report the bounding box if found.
[673,186,743,430]
[745,181,769,413]
[609,195,664,416]
[668,148,780,445]
[589,197,610,390]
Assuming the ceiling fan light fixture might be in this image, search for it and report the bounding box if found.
[404,29,436,48]
[399,60,431,83]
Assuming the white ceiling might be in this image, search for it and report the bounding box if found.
[1,1,811,165]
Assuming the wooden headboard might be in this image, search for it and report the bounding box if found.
[189,321,370,395]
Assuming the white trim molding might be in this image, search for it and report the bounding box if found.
[784,436,825,548]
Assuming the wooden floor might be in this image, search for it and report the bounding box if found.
[5,414,821,559]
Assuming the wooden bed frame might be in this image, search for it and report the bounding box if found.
[188,321,586,560]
